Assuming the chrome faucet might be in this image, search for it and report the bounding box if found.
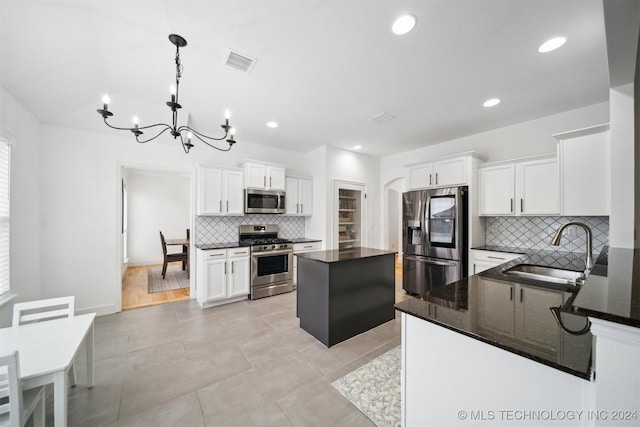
[550,221,594,272]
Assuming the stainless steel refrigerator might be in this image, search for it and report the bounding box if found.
[402,186,468,298]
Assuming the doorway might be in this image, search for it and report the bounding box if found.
[384,177,406,265]
[121,167,192,310]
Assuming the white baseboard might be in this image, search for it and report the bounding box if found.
[76,303,120,316]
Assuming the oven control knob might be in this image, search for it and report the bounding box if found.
[263,246,268,250]
[272,245,276,249]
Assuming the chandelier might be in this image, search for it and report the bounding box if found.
[97,34,236,154]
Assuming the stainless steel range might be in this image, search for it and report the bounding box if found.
[239,224,293,299]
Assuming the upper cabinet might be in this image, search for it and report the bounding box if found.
[197,166,244,215]
[516,157,560,215]
[285,177,313,216]
[479,154,559,216]
[555,124,610,216]
[406,153,485,190]
[241,161,286,190]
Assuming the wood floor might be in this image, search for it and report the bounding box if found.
[122,264,190,311]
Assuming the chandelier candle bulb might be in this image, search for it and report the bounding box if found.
[101,94,110,111]
[96,33,238,154]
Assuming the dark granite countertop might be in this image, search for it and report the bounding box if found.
[195,242,242,250]
[290,238,322,244]
[396,249,594,379]
[570,246,640,328]
[296,247,396,263]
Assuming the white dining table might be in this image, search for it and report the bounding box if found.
[0,312,95,427]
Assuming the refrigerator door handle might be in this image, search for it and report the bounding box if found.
[405,255,458,267]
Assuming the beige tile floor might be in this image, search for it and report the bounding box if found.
[45,271,411,426]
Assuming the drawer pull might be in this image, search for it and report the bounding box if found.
[487,256,506,260]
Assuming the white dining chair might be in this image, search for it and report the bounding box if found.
[12,296,77,386]
[0,350,46,427]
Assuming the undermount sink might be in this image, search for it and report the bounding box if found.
[503,264,584,286]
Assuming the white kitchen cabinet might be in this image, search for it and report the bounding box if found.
[197,167,244,215]
[199,249,227,302]
[285,177,313,216]
[407,156,469,189]
[516,157,560,215]
[471,249,523,274]
[196,247,250,308]
[479,154,559,216]
[227,248,250,298]
[556,124,610,216]
[478,164,515,215]
[293,241,322,286]
[477,278,564,354]
[477,279,516,337]
[516,285,564,353]
[242,161,286,190]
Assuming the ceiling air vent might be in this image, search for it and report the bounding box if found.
[224,49,257,73]
[370,112,395,124]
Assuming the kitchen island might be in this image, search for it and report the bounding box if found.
[296,247,396,347]
[396,247,640,426]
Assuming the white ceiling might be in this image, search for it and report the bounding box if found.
[0,0,611,158]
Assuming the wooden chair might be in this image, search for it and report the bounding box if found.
[160,231,188,279]
[12,296,77,387]
[0,350,46,427]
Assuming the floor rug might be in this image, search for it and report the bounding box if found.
[332,346,402,427]
[147,265,189,293]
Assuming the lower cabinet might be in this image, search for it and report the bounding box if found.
[196,247,250,308]
[477,278,565,355]
[293,241,322,286]
[471,249,523,274]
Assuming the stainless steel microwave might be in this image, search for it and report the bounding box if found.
[244,189,286,214]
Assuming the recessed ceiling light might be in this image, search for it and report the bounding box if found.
[353,145,362,150]
[266,121,278,128]
[483,98,501,107]
[392,15,417,35]
[538,37,566,53]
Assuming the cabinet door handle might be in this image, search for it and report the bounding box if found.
[473,263,476,274]
[435,173,438,185]
[264,176,266,187]
[510,287,514,301]
[520,288,523,303]
[224,263,227,275]
[510,198,513,213]
[219,200,222,212]
[226,200,229,212]
[520,198,524,212]
[231,261,234,274]
[429,174,432,186]
[270,176,272,187]
[296,203,299,214]
[433,305,437,318]
[300,203,303,213]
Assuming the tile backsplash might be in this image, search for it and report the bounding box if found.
[484,216,609,254]
[195,215,306,244]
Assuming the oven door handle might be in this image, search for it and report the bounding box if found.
[253,248,293,257]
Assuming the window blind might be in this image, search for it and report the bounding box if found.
[0,136,10,296]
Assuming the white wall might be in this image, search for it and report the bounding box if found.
[126,170,190,266]
[304,146,381,249]
[609,84,635,248]
[0,87,42,326]
[38,123,306,315]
